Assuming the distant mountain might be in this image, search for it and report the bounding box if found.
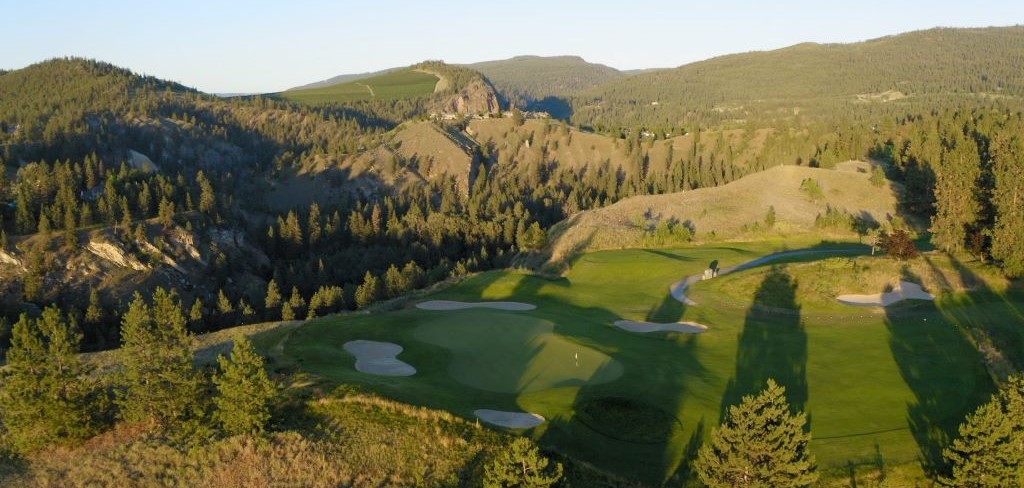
[571,26,1024,129]
[278,61,501,115]
[462,55,625,117]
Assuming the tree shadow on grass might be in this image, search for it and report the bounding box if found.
[508,250,717,485]
[720,265,808,417]
[883,263,994,476]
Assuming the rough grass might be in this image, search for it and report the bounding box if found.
[1,391,502,488]
[280,70,439,104]
[545,164,903,264]
[278,239,1009,485]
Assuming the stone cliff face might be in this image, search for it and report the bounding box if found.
[434,77,501,115]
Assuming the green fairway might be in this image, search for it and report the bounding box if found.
[279,70,439,104]
[281,240,1012,484]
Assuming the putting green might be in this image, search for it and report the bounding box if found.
[414,312,623,393]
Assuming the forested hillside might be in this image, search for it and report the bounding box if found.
[570,26,1024,131]
[468,55,625,116]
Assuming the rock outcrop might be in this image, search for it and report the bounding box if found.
[0,249,21,267]
[434,77,501,115]
[86,240,148,271]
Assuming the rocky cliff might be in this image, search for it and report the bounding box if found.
[434,77,501,115]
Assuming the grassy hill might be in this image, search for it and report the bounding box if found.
[571,26,1024,129]
[286,67,400,91]
[545,164,903,264]
[279,69,440,104]
[467,55,625,116]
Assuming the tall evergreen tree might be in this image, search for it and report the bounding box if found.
[212,337,276,436]
[0,307,97,452]
[931,135,981,253]
[117,289,202,430]
[990,134,1024,277]
[197,170,216,216]
[941,375,1024,487]
[695,379,817,488]
[264,279,282,311]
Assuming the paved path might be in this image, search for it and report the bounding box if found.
[356,82,375,97]
[670,247,866,305]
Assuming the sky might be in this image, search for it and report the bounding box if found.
[1,0,1022,94]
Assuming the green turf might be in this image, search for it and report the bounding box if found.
[279,70,438,104]
[281,240,1011,485]
[414,313,622,393]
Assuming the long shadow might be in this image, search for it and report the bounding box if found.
[944,254,1024,373]
[883,263,995,476]
[506,249,713,485]
[720,266,808,415]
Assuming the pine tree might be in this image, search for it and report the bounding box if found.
[85,288,104,324]
[197,170,216,216]
[941,375,1024,487]
[307,203,321,247]
[990,134,1024,277]
[764,206,777,229]
[281,301,295,321]
[212,337,276,436]
[158,197,175,228]
[287,286,305,317]
[931,135,981,253]
[217,289,235,314]
[117,289,202,430]
[264,279,281,311]
[0,307,98,452]
[355,271,380,309]
[695,379,817,488]
[483,437,563,488]
[383,264,407,298]
[189,298,205,330]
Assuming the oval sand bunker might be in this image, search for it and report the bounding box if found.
[416,300,536,311]
[837,281,935,307]
[614,320,708,334]
[474,409,545,429]
[343,340,417,376]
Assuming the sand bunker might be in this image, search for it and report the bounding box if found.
[614,320,708,334]
[474,409,546,428]
[416,300,537,311]
[342,340,417,376]
[837,281,935,307]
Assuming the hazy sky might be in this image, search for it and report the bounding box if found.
[1,0,1021,93]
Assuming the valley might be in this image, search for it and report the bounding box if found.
[1,20,1023,488]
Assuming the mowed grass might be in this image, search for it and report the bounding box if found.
[279,70,439,104]
[282,239,1010,485]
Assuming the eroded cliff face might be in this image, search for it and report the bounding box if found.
[434,77,501,115]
